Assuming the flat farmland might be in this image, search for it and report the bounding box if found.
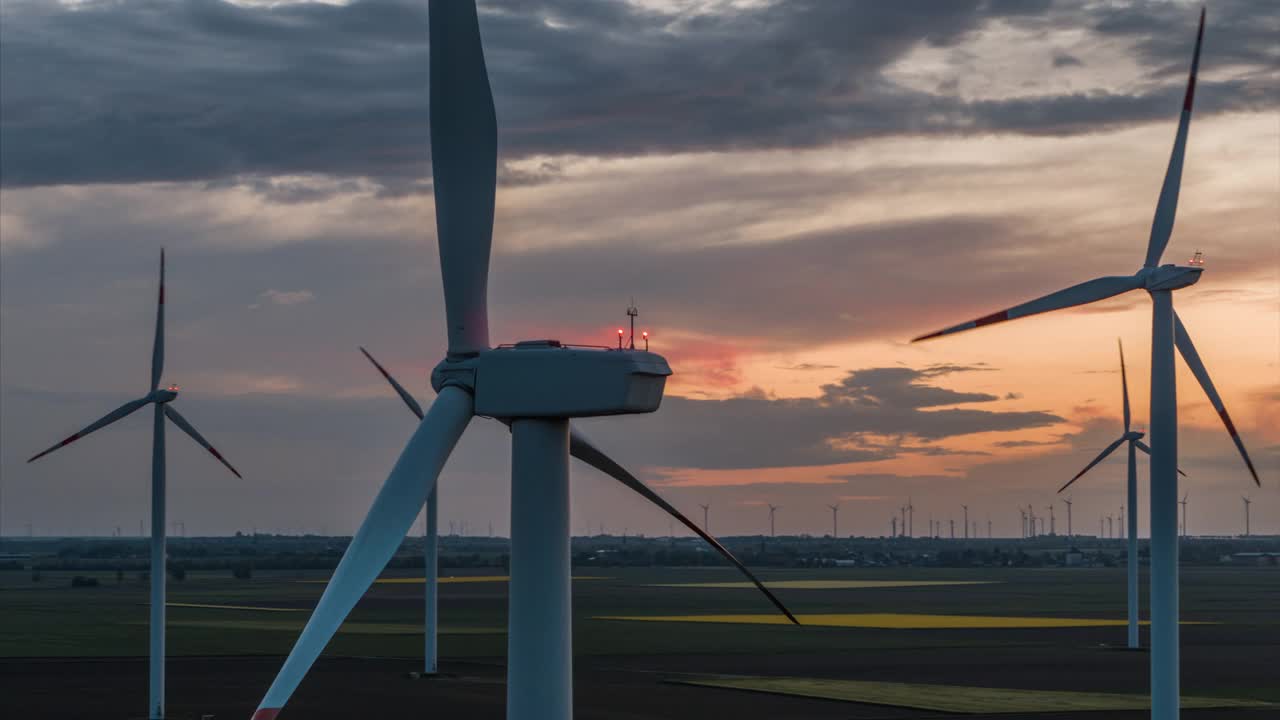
[2,564,1277,718]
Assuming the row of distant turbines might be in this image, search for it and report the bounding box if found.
[21,6,1262,720]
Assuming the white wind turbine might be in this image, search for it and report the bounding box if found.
[1057,341,1186,649]
[912,10,1259,717]
[249,5,795,719]
[28,250,241,720]
[357,346,797,676]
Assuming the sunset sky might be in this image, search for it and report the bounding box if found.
[2,0,1276,540]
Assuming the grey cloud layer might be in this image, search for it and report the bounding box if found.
[3,0,1276,187]
[575,364,1062,470]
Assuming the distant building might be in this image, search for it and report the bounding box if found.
[1065,548,1084,567]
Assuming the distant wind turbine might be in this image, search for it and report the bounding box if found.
[962,505,969,540]
[27,251,241,720]
[1063,497,1074,540]
[911,12,1260,718]
[1242,497,1252,537]
[827,503,839,538]
[768,504,780,537]
[1178,493,1189,538]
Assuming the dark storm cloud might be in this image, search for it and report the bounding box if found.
[576,364,1062,470]
[3,0,1276,188]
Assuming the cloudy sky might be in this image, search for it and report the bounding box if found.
[2,0,1276,540]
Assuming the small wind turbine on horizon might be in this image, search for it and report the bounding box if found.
[1177,489,1187,535]
[1063,497,1074,540]
[910,12,1259,715]
[699,503,711,533]
[1242,496,1252,537]
[768,504,780,537]
[827,503,839,538]
[962,504,969,540]
[27,250,241,720]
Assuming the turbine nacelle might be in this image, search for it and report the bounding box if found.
[149,386,180,404]
[1139,264,1202,292]
[433,341,670,419]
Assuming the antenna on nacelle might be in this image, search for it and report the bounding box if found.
[626,298,639,350]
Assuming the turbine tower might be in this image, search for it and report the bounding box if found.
[699,503,710,533]
[1046,504,1055,536]
[962,504,969,540]
[1019,508,1027,539]
[906,497,915,537]
[246,6,798,718]
[911,12,1259,716]
[359,348,789,675]
[1063,497,1074,540]
[1242,497,1252,537]
[828,503,839,538]
[28,251,241,720]
[768,504,780,537]
[899,504,907,538]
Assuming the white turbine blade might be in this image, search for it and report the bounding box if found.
[912,275,1142,342]
[163,405,242,479]
[430,0,496,357]
[151,249,165,390]
[359,347,425,419]
[1144,8,1205,268]
[252,386,473,719]
[568,427,800,625]
[1058,436,1127,493]
[1133,439,1188,477]
[1118,338,1131,432]
[1173,313,1260,485]
[28,398,151,463]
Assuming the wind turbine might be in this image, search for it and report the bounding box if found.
[1019,508,1027,538]
[359,346,790,674]
[827,503,839,538]
[899,504,907,538]
[1242,497,1251,537]
[1046,505,1055,536]
[1178,493,1189,538]
[1063,497,1074,540]
[247,6,798,719]
[962,504,969,540]
[768,504,780,537]
[911,12,1259,717]
[27,250,241,720]
[906,497,915,537]
[699,503,711,533]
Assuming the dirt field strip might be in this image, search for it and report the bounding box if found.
[141,619,505,636]
[295,575,612,584]
[674,676,1273,712]
[647,580,1002,590]
[165,602,309,612]
[597,613,1217,629]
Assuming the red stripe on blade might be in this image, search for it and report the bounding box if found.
[974,310,1009,327]
[251,710,280,720]
[1219,408,1238,437]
